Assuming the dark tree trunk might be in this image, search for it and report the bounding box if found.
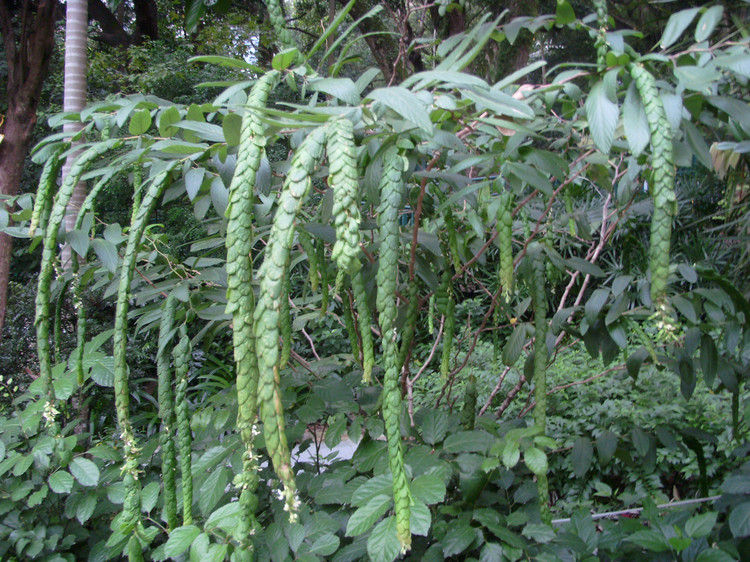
[133,0,158,42]
[0,0,57,344]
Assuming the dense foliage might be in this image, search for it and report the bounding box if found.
[0,1,749,561]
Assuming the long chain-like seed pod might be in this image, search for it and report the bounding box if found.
[397,282,419,373]
[262,0,296,50]
[297,229,319,293]
[529,242,551,524]
[29,144,66,238]
[327,118,361,276]
[173,323,193,525]
[342,291,360,362]
[112,163,175,552]
[224,71,278,552]
[438,266,455,381]
[53,282,66,365]
[279,269,292,369]
[628,63,676,307]
[318,241,330,315]
[497,191,514,302]
[157,295,178,531]
[594,0,608,70]
[444,206,462,274]
[254,125,327,519]
[351,270,375,383]
[35,138,123,427]
[375,146,411,551]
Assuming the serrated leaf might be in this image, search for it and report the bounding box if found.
[524,447,548,476]
[141,481,160,513]
[70,457,99,486]
[571,437,593,477]
[351,473,393,506]
[685,511,718,538]
[585,80,619,154]
[596,430,618,463]
[164,525,201,557]
[729,502,750,537]
[411,473,446,505]
[199,467,228,516]
[442,522,476,557]
[695,5,723,42]
[366,516,400,562]
[623,81,650,156]
[345,494,391,536]
[76,494,98,524]
[49,470,74,494]
[503,439,520,468]
[205,502,242,533]
[369,87,433,134]
[410,501,431,536]
[660,8,700,49]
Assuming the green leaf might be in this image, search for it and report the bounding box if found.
[555,0,575,25]
[199,467,228,516]
[70,457,100,486]
[631,427,651,457]
[444,430,494,454]
[729,502,750,537]
[696,549,737,562]
[503,323,528,366]
[185,167,205,200]
[685,511,718,538]
[90,355,115,386]
[503,439,521,468]
[310,78,360,105]
[366,516,400,562]
[158,107,181,137]
[571,437,593,477]
[310,533,340,556]
[410,501,431,536]
[522,523,555,543]
[205,502,242,533]
[141,481,160,513]
[660,8,700,49]
[565,257,605,277]
[442,522,476,557]
[76,493,98,524]
[700,335,717,387]
[351,473,393,506]
[411,473,446,505]
[623,81,650,156]
[345,493,391,536]
[462,88,534,119]
[91,238,119,273]
[585,80,619,154]
[480,543,504,562]
[585,288,609,325]
[596,430,618,463]
[368,87,433,134]
[68,229,90,258]
[164,525,201,557]
[417,409,449,445]
[695,5,723,42]
[222,113,242,146]
[627,529,671,552]
[524,447,548,476]
[272,48,300,70]
[49,470,74,494]
[129,109,152,135]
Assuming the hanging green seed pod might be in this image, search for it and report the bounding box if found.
[53,283,66,365]
[528,242,551,524]
[318,241,330,315]
[29,144,66,238]
[594,0,609,70]
[351,270,375,383]
[397,282,420,373]
[461,374,477,430]
[327,117,361,276]
[297,229,319,293]
[444,206,462,274]
[72,273,86,386]
[342,291,360,363]
[375,146,411,551]
[157,295,178,531]
[262,0,296,50]
[496,191,514,302]
[428,294,435,335]
[439,279,455,381]
[35,138,123,427]
[564,188,576,236]
[629,63,676,307]
[254,125,328,520]
[224,71,278,550]
[279,270,292,369]
[173,323,193,525]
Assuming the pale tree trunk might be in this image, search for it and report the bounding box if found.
[61,0,88,269]
[0,0,57,344]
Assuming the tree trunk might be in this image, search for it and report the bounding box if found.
[0,0,57,343]
[61,0,88,269]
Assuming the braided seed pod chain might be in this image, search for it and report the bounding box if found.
[224,70,279,550]
[112,163,176,547]
[35,138,123,426]
[29,144,66,238]
[496,190,514,302]
[173,323,193,525]
[351,270,375,383]
[327,117,362,276]
[628,63,676,307]
[438,265,455,381]
[397,282,420,373]
[529,242,551,524]
[279,269,292,369]
[157,295,179,531]
[594,0,609,70]
[254,125,328,519]
[297,228,320,293]
[342,291,360,363]
[374,146,411,550]
[262,0,296,50]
